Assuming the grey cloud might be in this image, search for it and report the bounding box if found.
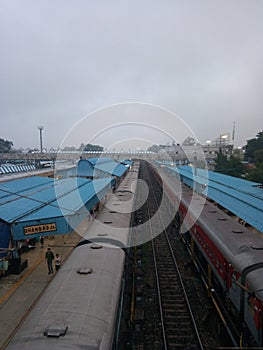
[0,0,262,149]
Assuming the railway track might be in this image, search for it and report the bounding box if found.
[147,168,204,350]
[118,161,231,349]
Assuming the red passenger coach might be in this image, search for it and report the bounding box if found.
[154,163,263,347]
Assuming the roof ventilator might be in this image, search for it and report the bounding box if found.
[44,323,68,337]
[77,267,93,274]
[90,244,103,249]
[232,229,243,234]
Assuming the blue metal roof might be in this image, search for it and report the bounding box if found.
[0,164,36,174]
[77,160,94,177]
[0,176,52,198]
[179,166,263,199]
[120,159,133,166]
[16,178,112,222]
[0,176,112,224]
[94,162,129,177]
[86,157,112,165]
[165,165,263,232]
[77,158,128,178]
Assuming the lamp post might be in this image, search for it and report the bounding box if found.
[218,134,228,155]
[38,126,44,153]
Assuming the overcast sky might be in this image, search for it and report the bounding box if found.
[1,0,262,151]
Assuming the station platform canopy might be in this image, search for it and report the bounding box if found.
[0,164,36,175]
[120,159,133,166]
[77,157,129,178]
[164,165,263,233]
[0,176,113,240]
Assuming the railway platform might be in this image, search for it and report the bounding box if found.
[0,231,82,350]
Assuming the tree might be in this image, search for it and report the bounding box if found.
[83,144,103,152]
[147,144,161,153]
[215,150,245,177]
[0,138,14,153]
[214,149,228,173]
[226,156,245,177]
[245,131,263,163]
[246,162,263,183]
[254,149,263,163]
[78,143,85,151]
[182,137,196,145]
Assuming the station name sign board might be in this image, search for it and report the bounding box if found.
[23,223,57,235]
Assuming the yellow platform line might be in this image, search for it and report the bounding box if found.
[0,255,44,307]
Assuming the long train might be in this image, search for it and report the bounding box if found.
[156,162,263,347]
[5,161,140,350]
[6,159,263,348]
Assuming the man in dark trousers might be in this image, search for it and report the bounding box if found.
[45,247,54,274]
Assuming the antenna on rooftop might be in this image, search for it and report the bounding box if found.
[232,121,235,148]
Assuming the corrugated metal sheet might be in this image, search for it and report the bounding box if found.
[77,160,94,177]
[179,166,263,199]
[0,176,112,224]
[0,176,52,196]
[86,157,112,165]
[0,164,36,174]
[166,165,263,232]
[120,159,133,166]
[77,158,128,178]
[95,162,128,177]
[11,178,113,240]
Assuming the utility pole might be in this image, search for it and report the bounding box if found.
[38,126,44,153]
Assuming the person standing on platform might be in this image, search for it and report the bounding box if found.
[45,247,54,274]
[55,253,61,271]
[40,236,44,248]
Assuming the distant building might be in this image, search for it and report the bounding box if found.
[161,133,235,171]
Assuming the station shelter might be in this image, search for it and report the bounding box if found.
[0,175,113,274]
[163,164,263,233]
[77,157,130,188]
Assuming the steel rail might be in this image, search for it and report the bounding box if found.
[147,203,168,350]
[150,184,204,350]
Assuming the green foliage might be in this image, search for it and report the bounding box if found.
[78,143,86,151]
[215,150,245,178]
[147,144,162,153]
[246,162,263,183]
[0,138,13,153]
[214,149,228,172]
[83,143,103,152]
[245,131,263,163]
[243,131,263,184]
[254,149,263,163]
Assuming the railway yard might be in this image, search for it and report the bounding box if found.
[0,158,263,349]
[118,161,233,349]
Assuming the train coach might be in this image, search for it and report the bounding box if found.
[5,161,140,350]
[156,163,263,347]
